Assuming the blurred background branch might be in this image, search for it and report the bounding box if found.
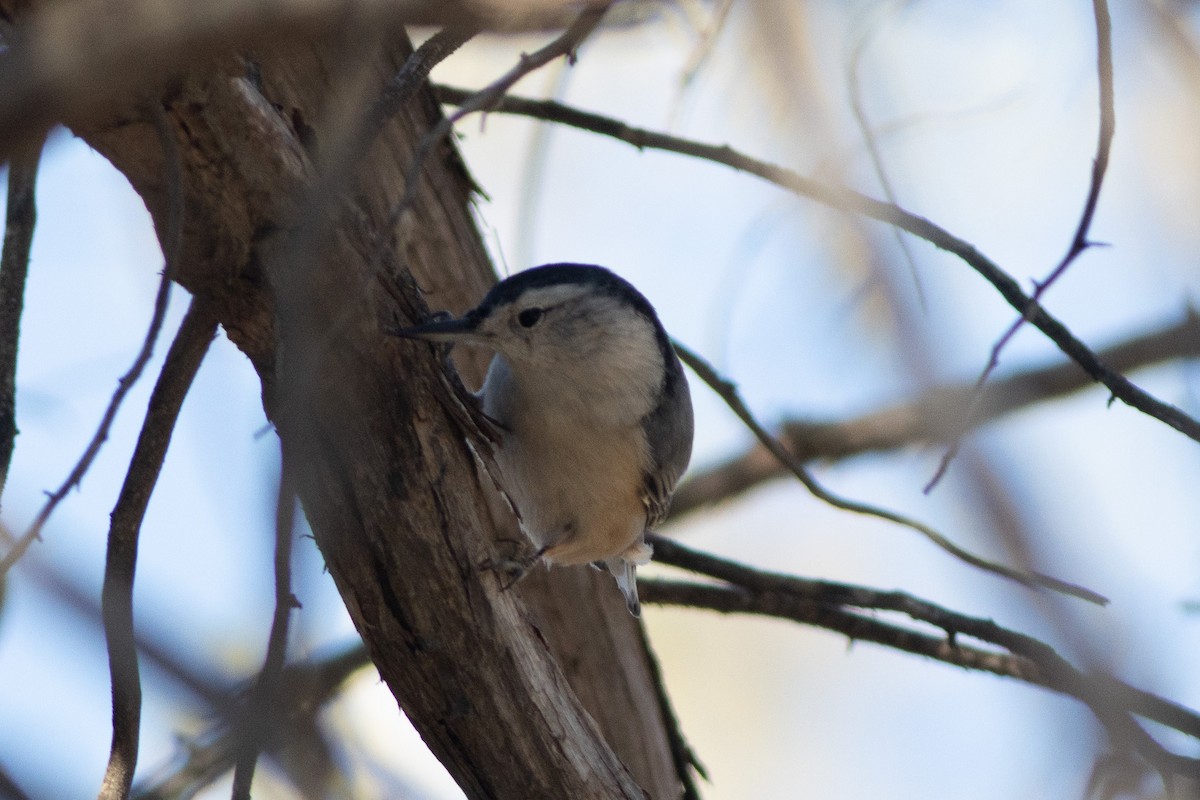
[670,312,1200,518]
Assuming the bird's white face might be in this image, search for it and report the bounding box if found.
[472,282,667,425]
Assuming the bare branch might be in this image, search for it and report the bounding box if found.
[927,0,1117,490]
[99,299,218,800]
[0,134,40,496]
[678,0,734,90]
[134,645,371,800]
[384,4,609,241]
[670,313,1200,518]
[434,85,1200,448]
[230,464,298,799]
[672,340,1108,605]
[365,25,481,147]
[0,103,182,578]
[98,103,197,800]
[846,16,925,308]
[643,538,1200,781]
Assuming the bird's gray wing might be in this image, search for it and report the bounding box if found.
[639,348,694,530]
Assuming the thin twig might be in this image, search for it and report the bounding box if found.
[364,25,480,147]
[926,0,1117,491]
[846,17,926,309]
[669,312,1200,518]
[383,5,608,242]
[97,101,194,800]
[0,137,42,497]
[678,0,735,90]
[302,22,480,207]
[134,645,370,800]
[0,106,181,578]
[433,85,1200,447]
[643,538,1200,780]
[671,340,1107,605]
[28,546,349,797]
[230,463,298,799]
[99,299,218,800]
[25,550,232,713]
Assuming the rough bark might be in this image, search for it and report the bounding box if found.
[0,5,682,798]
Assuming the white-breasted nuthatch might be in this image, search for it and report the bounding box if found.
[393,264,693,615]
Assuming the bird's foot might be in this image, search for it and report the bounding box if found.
[479,540,546,591]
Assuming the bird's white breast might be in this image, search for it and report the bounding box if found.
[481,354,653,565]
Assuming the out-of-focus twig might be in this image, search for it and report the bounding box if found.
[926,0,1116,491]
[671,341,1108,605]
[230,464,298,799]
[0,759,33,800]
[846,13,925,309]
[669,313,1200,519]
[433,85,1200,449]
[133,644,370,800]
[677,0,734,90]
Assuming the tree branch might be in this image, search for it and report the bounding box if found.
[0,106,181,578]
[98,104,196,798]
[99,298,217,800]
[669,313,1200,519]
[672,341,1107,605]
[434,84,1200,448]
[384,4,608,241]
[0,135,40,496]
[643,538,1200,781]
[133,644,370,800]
[926,0,1116,490]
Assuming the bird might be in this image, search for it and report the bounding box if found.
[391,263,694,616]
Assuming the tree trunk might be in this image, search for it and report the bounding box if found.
[4,10,683,798]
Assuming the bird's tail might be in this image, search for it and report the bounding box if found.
[604,556,642,617]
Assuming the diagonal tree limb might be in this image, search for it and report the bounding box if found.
[672,340,1108,605]
[434,85,1200,448]
[926,0,1117,491]
[0,135,41,497]
[669,312,1200,519]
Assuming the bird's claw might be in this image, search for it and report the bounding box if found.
[478,540,545,591]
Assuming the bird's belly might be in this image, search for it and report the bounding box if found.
[497,422,647,566]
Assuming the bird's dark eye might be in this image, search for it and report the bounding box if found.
[517,308,544,328]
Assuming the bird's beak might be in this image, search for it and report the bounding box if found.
[389,314,486,345]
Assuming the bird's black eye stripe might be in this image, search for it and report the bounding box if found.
[517,307,545,328]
